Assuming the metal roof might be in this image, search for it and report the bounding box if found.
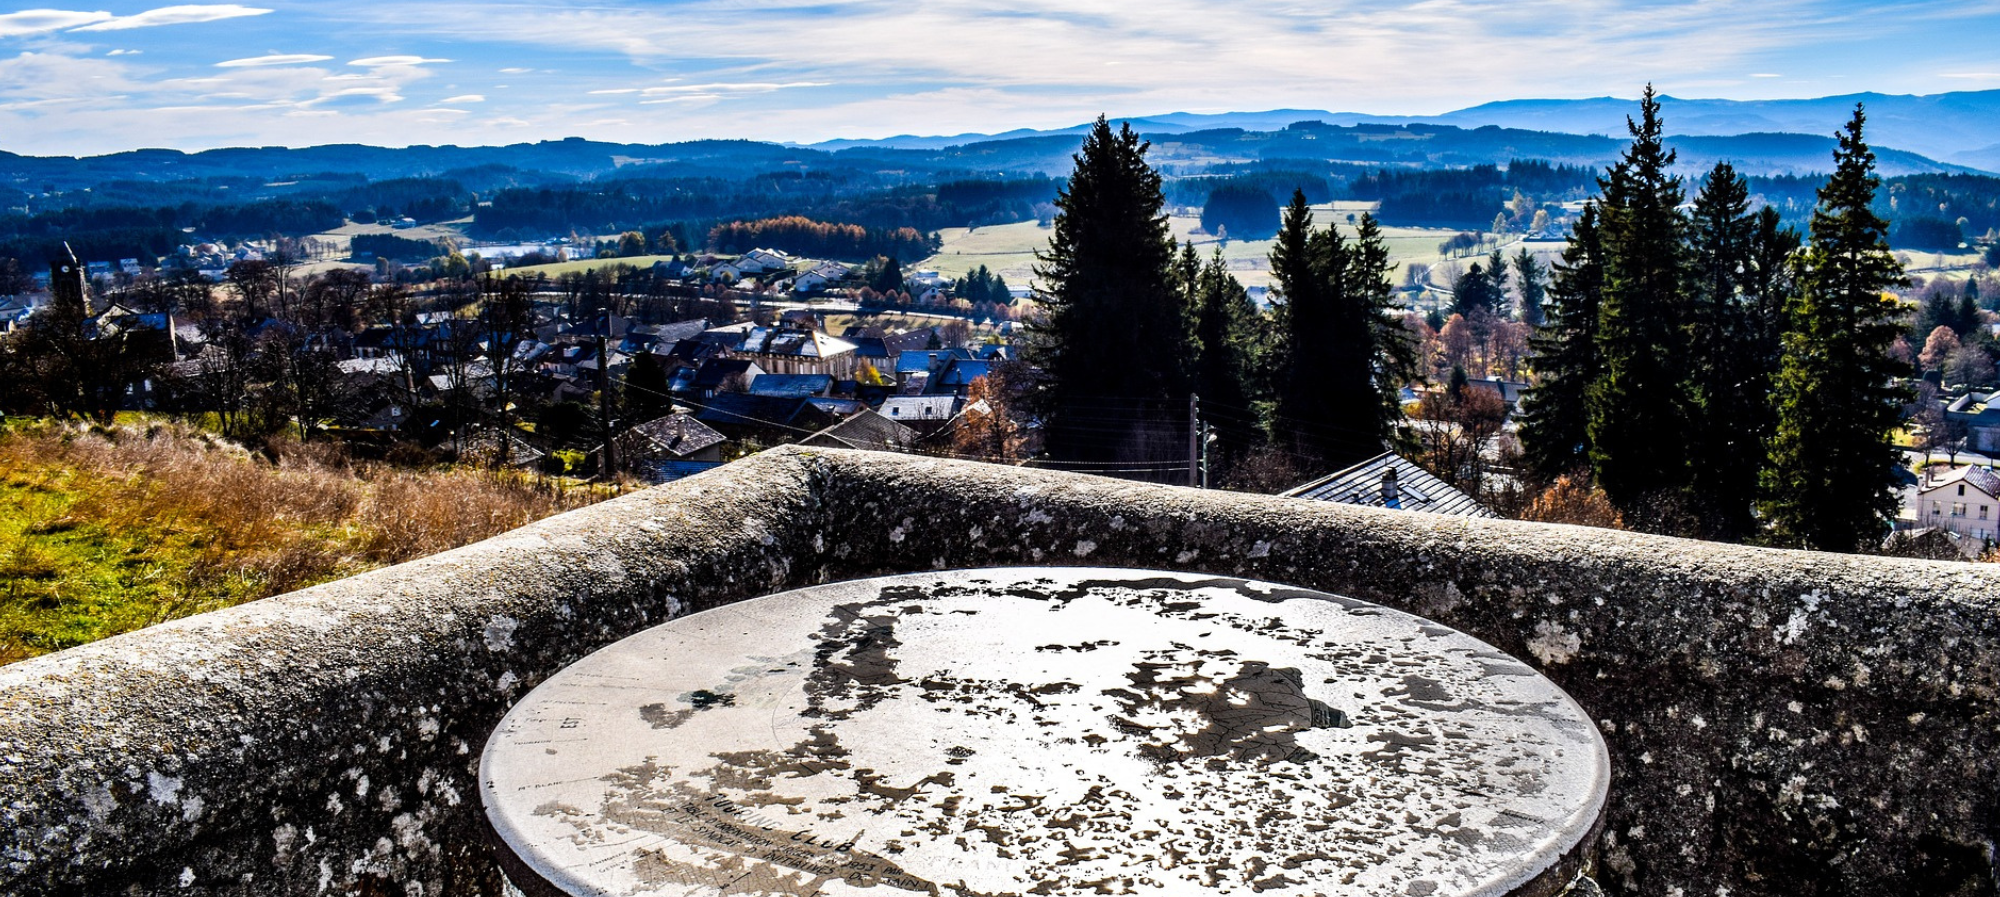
[748,373,833,399]
[1921,464,2000,499]
[798,409,918,453]
[1282,452,1498,518]
[619,413,726,460]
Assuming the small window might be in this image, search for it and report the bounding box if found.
[1984,506,1992,520]
[1960,484,1967,496]
[1954,503,1968,517]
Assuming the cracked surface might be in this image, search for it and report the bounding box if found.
[483,569,1607,897]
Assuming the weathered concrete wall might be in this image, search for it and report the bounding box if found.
[4,446,2000,896]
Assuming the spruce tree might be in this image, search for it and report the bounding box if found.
[1027,117,1187,462]
[1519,203,1605,480]
[1272,192,1355,465]
[1586,86,1693,527]
[1683,162,1764,540]
[1267,191,1413,468]
[1350,214,1420,455]
[1189,248,1259,462]
[1762,105,1909,551]
[1513,248,1548,326]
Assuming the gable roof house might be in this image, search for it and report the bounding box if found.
[738,248,794,272]
[1283,452,1498,518]
[879,395,964,436]
[793,261,851,294]
[615,413,727,484]
[685,358,765,397]
[734,325,861,379]
[1915,465,2000,543]
[895,348,972,393]
[925,357,993,397]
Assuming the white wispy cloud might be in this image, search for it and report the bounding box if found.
[218,53,332,67]
[349,55,451,67]
[307,86,402,104]
[638,81,826,95]
[219,53,332,67]
[70,4,272,32]
[439,93,485,103]
[107,48,141,56]
[0,9,112,38]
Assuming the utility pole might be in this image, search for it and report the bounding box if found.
[1200,420,1214,490]
[1188,393,1199,488]
[598,308,616,479]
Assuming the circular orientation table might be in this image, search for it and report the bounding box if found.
[482,568,1608,897]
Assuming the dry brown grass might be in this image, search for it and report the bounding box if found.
[0,420,618,661]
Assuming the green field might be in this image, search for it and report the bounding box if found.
[494,255,681,279]
[921,205,1527,293]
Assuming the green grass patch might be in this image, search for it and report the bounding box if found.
[0,420,617,665]
[0,464,292,662]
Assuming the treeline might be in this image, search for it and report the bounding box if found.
[349,233,442,262]
[0,199,344,262]
[1164,169,1336,206]
[1351,161,1594,229]
[934,177,1062,225]
[1198,184,1281,240]
[1518,91,1909,551]
[1745,172,2000,249]
[473,172,1058,244]
[707,216,937,261]
[338,177,470,224]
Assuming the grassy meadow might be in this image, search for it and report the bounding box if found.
[0,420,614,664]
[920,205,1527,293]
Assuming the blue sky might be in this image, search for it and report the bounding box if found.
[2,0,1998,156]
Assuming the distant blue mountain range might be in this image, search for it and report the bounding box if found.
[809,90,2000,173]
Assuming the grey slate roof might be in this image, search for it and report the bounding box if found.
[1282,452,1498,518]
[618,413,726,460]
[1921,464,2000,499]
[797,409,918,453]
[748,373,833,399]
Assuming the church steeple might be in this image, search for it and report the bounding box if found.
[49,243,90,315]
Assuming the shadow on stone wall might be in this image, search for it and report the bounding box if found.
[2,446,1997,896]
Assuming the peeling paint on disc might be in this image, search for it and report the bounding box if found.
[481,567,1608,897]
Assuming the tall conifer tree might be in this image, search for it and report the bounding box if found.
[1513,249,1548,327]
[1587,86,1693,526]
[1762,105,1910,551]
[1189,248,1259,462]
[1269,190,1344,464]
[1027,117,1187,462]
[1519,204,1605,480]
[1348,214,1420,456]
[1683,162,1764,539]
[1267,192,1412,467]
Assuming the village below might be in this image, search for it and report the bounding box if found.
[2,94,1999,661]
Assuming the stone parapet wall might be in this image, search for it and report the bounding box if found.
[2,446,1997,896]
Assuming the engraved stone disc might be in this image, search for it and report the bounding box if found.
[481,568,1609,897]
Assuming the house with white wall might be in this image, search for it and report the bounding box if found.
[1916,465,2000,542]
